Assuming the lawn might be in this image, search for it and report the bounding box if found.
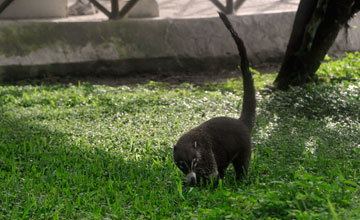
[1,52,359,219]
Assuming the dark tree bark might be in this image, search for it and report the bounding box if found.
[274,0,360,90]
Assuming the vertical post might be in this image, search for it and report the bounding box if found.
[209,0,227,14]
[226,0,233,14]
[118,0,139,18]
[234,0,245,11]
[89,0,111,17]
[0,0,14,14]
[111,0,119,19]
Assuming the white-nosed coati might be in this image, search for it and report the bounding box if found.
[173,12,256,186]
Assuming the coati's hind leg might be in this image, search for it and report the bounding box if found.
[232,155,250,180]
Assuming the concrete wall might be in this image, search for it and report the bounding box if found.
[0,0,67,19]
[0,12,359,81]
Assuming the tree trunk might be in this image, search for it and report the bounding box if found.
[274,0,360,90]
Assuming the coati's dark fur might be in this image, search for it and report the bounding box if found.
[173,13,256,185]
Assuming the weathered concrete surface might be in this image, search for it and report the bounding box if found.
[0,0,67,19]
[0,0,359,81]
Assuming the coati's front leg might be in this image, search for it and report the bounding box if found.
[196,168,219,187]
[232,156,250,180]
[218,164,230,179]
[218,167,226,179]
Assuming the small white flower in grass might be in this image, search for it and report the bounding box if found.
[305,137,317,155]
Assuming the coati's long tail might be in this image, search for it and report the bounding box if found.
[218,12,256,131]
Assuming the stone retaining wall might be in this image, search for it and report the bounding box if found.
[0,12,359,81]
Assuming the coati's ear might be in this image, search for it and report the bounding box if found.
[194,141,197,149]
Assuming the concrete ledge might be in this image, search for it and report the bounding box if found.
[0,11,359,81]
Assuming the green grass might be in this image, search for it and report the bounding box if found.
[1,52,360,219]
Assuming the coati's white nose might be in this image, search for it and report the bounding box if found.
[186,172,197,185]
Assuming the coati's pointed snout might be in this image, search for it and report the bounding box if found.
[186,172,197,185]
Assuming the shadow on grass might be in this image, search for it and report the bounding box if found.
[0,109,175,218]
[0,62,280,88]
